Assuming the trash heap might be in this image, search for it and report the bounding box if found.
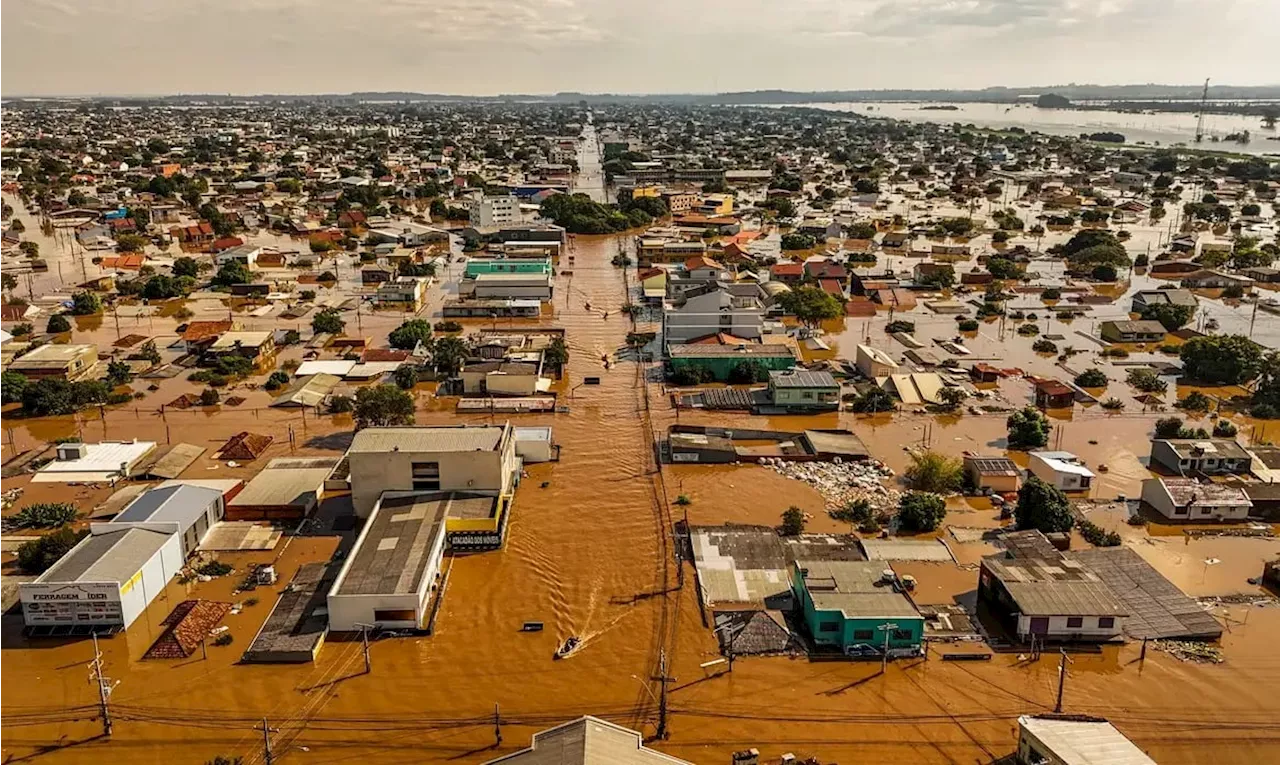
[760,456,900,509]
[1153,639,1224,664]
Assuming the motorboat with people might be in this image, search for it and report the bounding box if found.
[554,636,582,659]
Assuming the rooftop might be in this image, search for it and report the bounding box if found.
[348,424,508,454]
[209,331,273,350]
[1156,477,1251,507]
[10,343,95,366]
[228,459,335,509]
[769,369,838,388]
[332,493,449,597]
[668,343,795,359]
[485,716,691,765]
[983,555,1127,618]
[115,484,223,525]
[1102,320,1167,335]
[38,526,172,585]
[964,456,1021,477]
[1018,715,1156,765]
[794,559,921,620]
[1154,438,1251,461]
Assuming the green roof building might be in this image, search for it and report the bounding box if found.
[667,343,796,382]
[464,257,552,279]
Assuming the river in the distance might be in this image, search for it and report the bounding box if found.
[793,101,1280,156]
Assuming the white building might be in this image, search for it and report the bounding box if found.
[214,244,264,268]
[1140,477,1252,522]
[1028,451,1096,492]
[1017,715,1156,765]
[662,286,764,345]
[33,440,158,484]
[468,195,522,228]
[112,483,225,558]
[326,492,449,632]
[855,344,899,378]
[464,272,554,300]
[345,424,520,518]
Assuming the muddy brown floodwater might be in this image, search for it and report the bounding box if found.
[3,233,1279,764]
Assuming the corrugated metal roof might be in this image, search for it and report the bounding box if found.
[38,527,172,584]
[332,494,448,596]
[228,466,329,509]
[795,560,921,620]
[115,484,222,525]
[270,373,341,408]
[348,425,506,454]
[768,369,838,388]
[985,556,1127,617]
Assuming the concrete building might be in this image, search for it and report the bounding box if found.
[113,484,225,558]
[486,715,692,765]
[326,493,448,632]
[963,455,1022,493]
[346,424,520,518]
[1099,320,1167,344]
[791,560,925,657]
[767,369,839,411]
[226,457,333,521]
[8,343,98,381]
[468,195,521,228]
[366,222,449,248]
[1016,715,1156,765]
[1149,439,1252,476]
[213,244,264,268]
[375,276,431,311]
[33,440,158,483]
[1028,451,1095,492]
[979,551,1127,642]
[1140,477,1252,522]
[20,525,183,633]
[1131,289,1197,313]
[514,427,556,463]
[464,272,554,300]
[463,257,552,279]
[207,331,275,364]
[460,361,544,396]
[855,344,899,378]
[662,286,765,344]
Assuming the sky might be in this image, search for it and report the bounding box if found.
[3,0,1279,96]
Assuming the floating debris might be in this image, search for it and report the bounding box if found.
[1153,639,1224,664]
[760,457,899,509]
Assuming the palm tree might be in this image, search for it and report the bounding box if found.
[432,336,470,377]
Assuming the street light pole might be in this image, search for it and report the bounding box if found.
[877,621,899,674]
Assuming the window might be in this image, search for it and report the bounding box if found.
[1098,617,1115,629]
[802,392,814,400]
[852,629,874,640]
[1066,616,1083,629]
[1174,507,1188,515]
[411,461,440,491]
[892,629,912,641]
[818,622,840,633]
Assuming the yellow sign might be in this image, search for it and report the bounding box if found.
[120,570,143,595]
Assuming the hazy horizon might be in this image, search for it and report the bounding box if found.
[4,0,1279,98]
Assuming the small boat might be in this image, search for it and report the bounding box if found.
[554,636,582,659]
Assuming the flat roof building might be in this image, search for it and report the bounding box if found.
[1140,477,1252,522]
[791,559,924,657]
[226,457,334,521]
[1028,451,1096,492]
[33,440,158,484]
[114,484,225,558]
[9,343,98,381]
[327,493,449,632]
[1149,438,1252,476]
[1017,715,1156,765]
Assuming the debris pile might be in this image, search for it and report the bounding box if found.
[1153,639,1224,664]
[761,457,899,509]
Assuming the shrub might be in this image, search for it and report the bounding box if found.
[1074,368,1108,388]
[1078,519,1121,547]
[1126,368,1167,393]
[1032,339,1057,353]
[850,387,897,413]
[213,633,235,647]
[196,560,233,577]
[9,503,78,528]
[1212,419,1238,438]
[1017,323,1040,336]
[199,388,221,406]
[327,394,354,413]
[904,451,963,493]
[1041,288,1062,300]
[393,364,419,390]
[830,498,874,525]
[780,506,806,536]
[1177,391,1212,412]
[46,313,72,333]
[433,320,463,333]
[674,494,692,506]
[1101,397,1125,410]
[957,319,979,332]
[264,371,290,391]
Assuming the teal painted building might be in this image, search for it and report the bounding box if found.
[464,257,552,279]
[791,560,925,657]
[667,344,796,382]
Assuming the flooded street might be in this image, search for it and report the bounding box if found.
[4,228,1279,765]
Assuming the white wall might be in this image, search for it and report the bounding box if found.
[348,436,516,517]
[1016,613,1122,640]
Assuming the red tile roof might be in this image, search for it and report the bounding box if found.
[181,320,234,342]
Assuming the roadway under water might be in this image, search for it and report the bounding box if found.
[2,232,1279,764]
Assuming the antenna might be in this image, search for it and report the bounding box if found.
[1195,78,1210,143]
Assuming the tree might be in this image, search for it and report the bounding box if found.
[904,451,964,493]
[780,506,806,536]
[918,265,956,289]
[1126,368,1167,393]
[199,388,221,406]
[850,387,896,413]
[776,285,842,328]
[1155,416,1192,439]
[1060,229,1130,271]
[1006,405,1050,449]
[46,313,72,334]
[311,308,345,335]
[1,271,17,297]
[354,384,415,429]
[1176,391,1212,413]
[115,233,148,252]
[544,336,570,368]
[138,339,162,364]
[1249,351,1280,418]
[105,359,133,386]
[937,387,966,411]
[393,364,419,390]
[1013,477,1074,533]
[141,274,186,300]
[9,502,78,528]
[1141,302,1195,331]
[830,498,875,526]
[69,291,101,315]
[897,491,947,533]
[172,256,200,278]
[264,371,290,391]
[780,232,816,250]
[211,260,253,287]
[2,371,28,403]
[432,336,470,377]
[18,241,38,259]
[986,257,1022,280]
[1213,419,1239,438]
[846,221,877,239]
[388,319,433,351]
[21,379,76,416]
[1074,368,1108,388]
[1091,263,1118,282]
[1180,335,1263,384]
[17,527,89,574]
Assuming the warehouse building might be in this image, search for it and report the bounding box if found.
[226,457,334,521]
[33,440,158,484]
[113,484,225,558]
[327,493,450,632]
[20,525,183,634]
[1017,715,1156,765]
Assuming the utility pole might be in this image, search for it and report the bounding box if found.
[1054,648,1071,713]
[259,717,276,765]
[493,702,502,746]
[654,649,673,740]
[90,632,114,737]
[878,622,899,674]
[357,622,372,673]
